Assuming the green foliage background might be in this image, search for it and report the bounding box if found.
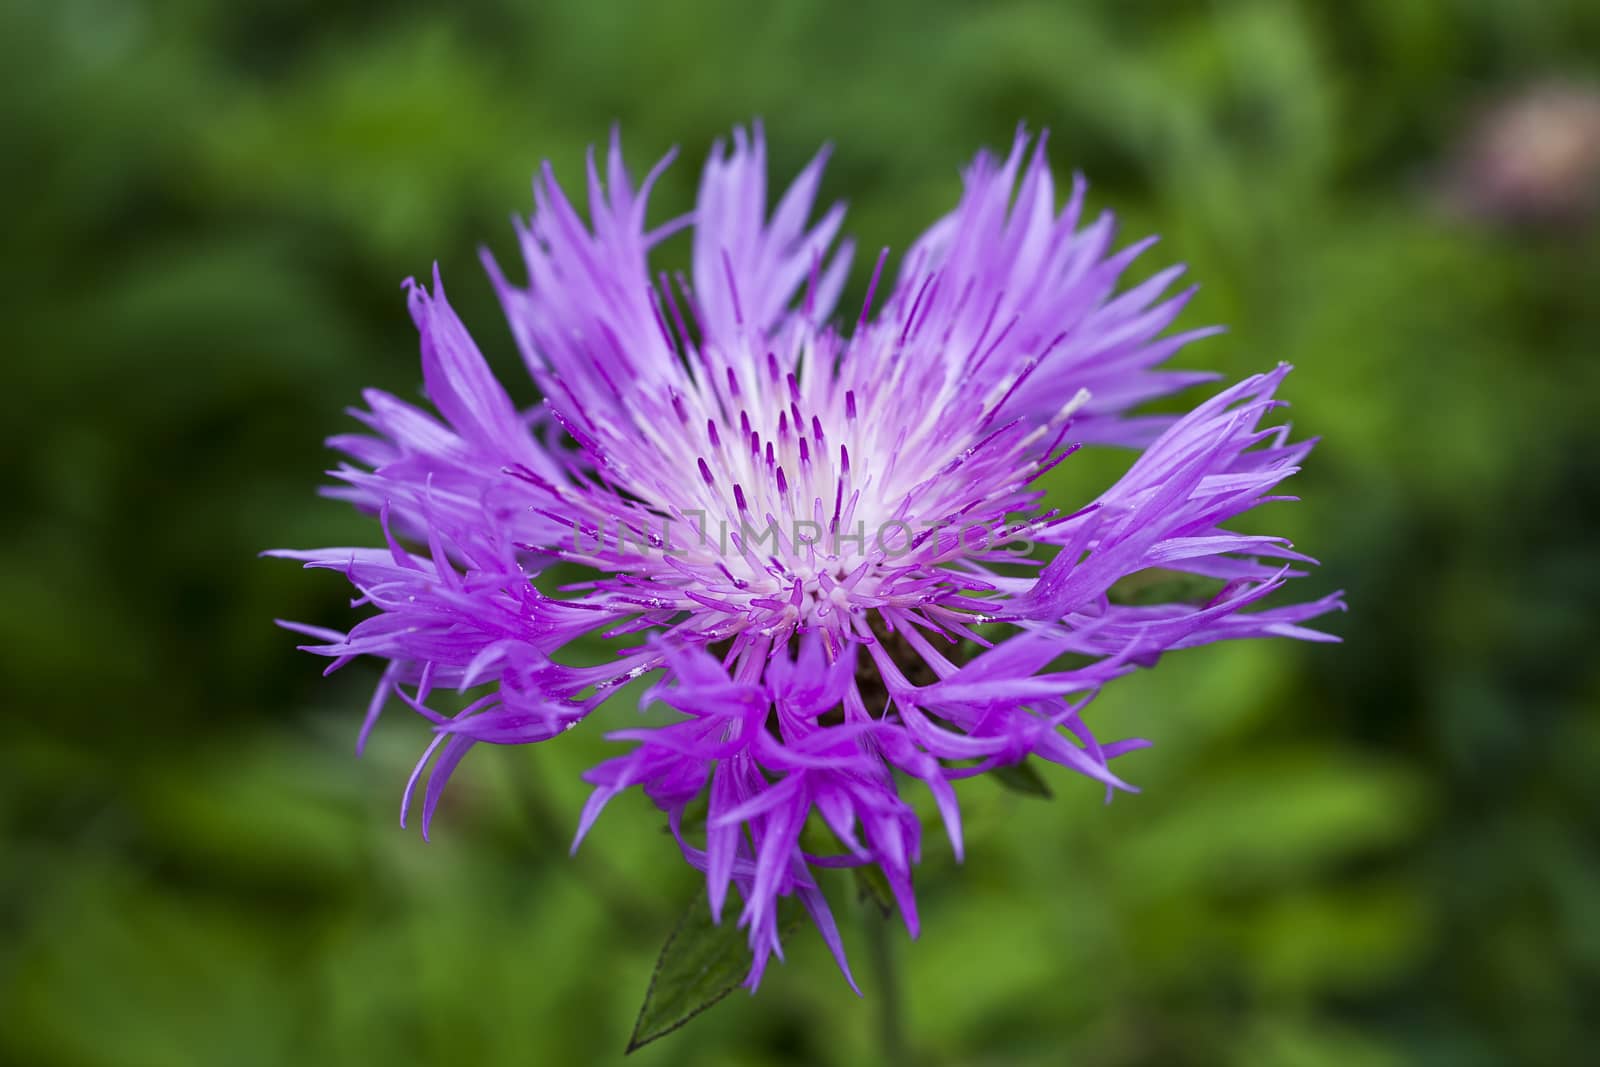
[4,1,1598,1064]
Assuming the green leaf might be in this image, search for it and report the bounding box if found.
[794,817,895,917]
[852,864,896,917]
[627,887,803,1053]
[1106,568,1224,607]
[988,758,1054,798]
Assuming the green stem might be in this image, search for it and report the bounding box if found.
[863,904,910,1067]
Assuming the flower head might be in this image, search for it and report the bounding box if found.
[273,124,1342,990]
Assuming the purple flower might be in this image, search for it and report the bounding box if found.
[272,124,1343,991]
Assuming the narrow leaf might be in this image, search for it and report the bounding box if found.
[988,757,1054,798]
[795,816,896,919]
[1106,567,1223,607]
[627,886,802,1053]
[852,864,895,917]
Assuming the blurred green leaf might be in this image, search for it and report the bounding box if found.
[852,864,895,918]
[987,758,1056,799]
[1106,567,1225,606]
